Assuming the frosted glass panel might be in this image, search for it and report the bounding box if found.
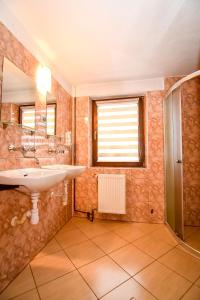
[165,93,175,230]
[164,88,184,239]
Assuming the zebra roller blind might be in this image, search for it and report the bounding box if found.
[20,106,35,129]
[92,97,144,167]
[46,104,56,135]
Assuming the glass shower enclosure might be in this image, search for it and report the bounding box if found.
[164,72,200,253]
[164,87,184,240]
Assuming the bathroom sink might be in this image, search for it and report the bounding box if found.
[0,168,67,192]
[41,164,86,179]
[0,168,68,225]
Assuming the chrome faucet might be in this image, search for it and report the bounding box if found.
[48,148,57,154]
[8,144,36,156]
[8,144,20,152]
[21,145,36,154]
[35,157,40,166]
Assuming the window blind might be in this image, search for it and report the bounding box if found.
[96,99,139,162]
[47,104,56,135]
[21,106,35,129]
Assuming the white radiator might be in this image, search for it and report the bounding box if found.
[97,174,126,214]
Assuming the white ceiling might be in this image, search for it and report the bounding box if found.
[1,0,200,90]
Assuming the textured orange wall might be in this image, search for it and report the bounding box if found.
[75,91,165,223]
[182,77,200,226]
[0,22,72,291]
[1,103,19,123]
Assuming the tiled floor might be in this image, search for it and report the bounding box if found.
[184,226,200,252]
[1,217,200,300]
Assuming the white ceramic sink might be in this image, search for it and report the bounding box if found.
[0,168,68,225]
[0,168,67,192]
[41,164,86,179]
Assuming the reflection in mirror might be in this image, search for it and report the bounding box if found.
[1,58,36,128]
[46,92,56,136]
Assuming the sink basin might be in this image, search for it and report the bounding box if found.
[0,168,68,225]
[41,164,86,179]
[0,168,67,193]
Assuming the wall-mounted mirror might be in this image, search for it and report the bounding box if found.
[0,58,57,137]
[1,58,36,128]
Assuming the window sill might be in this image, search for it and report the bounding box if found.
[90,166,147,170]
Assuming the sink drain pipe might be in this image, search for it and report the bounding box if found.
[72,96,95,222]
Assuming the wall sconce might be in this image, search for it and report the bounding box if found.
[36,66,51,96]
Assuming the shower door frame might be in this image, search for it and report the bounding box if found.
[164,88,184,239]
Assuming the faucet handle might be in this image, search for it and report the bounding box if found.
[8,144,16,152]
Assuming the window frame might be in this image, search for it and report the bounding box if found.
[19,104,35,130]
[92,96,145,168]
[19,103,57,135]
[46,103,57,136]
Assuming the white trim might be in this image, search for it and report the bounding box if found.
[75,77,164,98]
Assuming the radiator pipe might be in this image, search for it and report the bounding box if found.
[73,178,95,222]
[72,95,95,222]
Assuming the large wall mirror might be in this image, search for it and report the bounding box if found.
[1,58,37,127]
[0,57,57,136]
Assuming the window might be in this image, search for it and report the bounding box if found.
[20,104,56,135]
[46,104,56,135]
[92,96,145,167]
[20,105,35,129]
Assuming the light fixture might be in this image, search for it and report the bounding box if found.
[36,65,51,96]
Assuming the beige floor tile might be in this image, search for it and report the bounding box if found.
[113,223,146,242]
[79,256,130,298]
[184,226,200,239]
[195,277,200,287]
[35,238,61,259]
[4,219,200,300]
[55,228,88,249]
[151,226,178,246]
[134,261,191,300]
[12,289,40,300]
[101,278,156,300]
[133,222,164,234]
[69,216,80,223]
[79,222,109,238]
[133,231,174,259]
[30,250,75,286]
[186,231,200,252]
[0,266,35,300]
[109,244,154,276]
[158,247,200,282]
[92,232,128,254]
[97,220,128,231]
[186,239,200,252]
[59,221,78,232]
[64,240,104,268]
[38,270,97,300]
[72,217,92,227]
[181,285,200,300]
